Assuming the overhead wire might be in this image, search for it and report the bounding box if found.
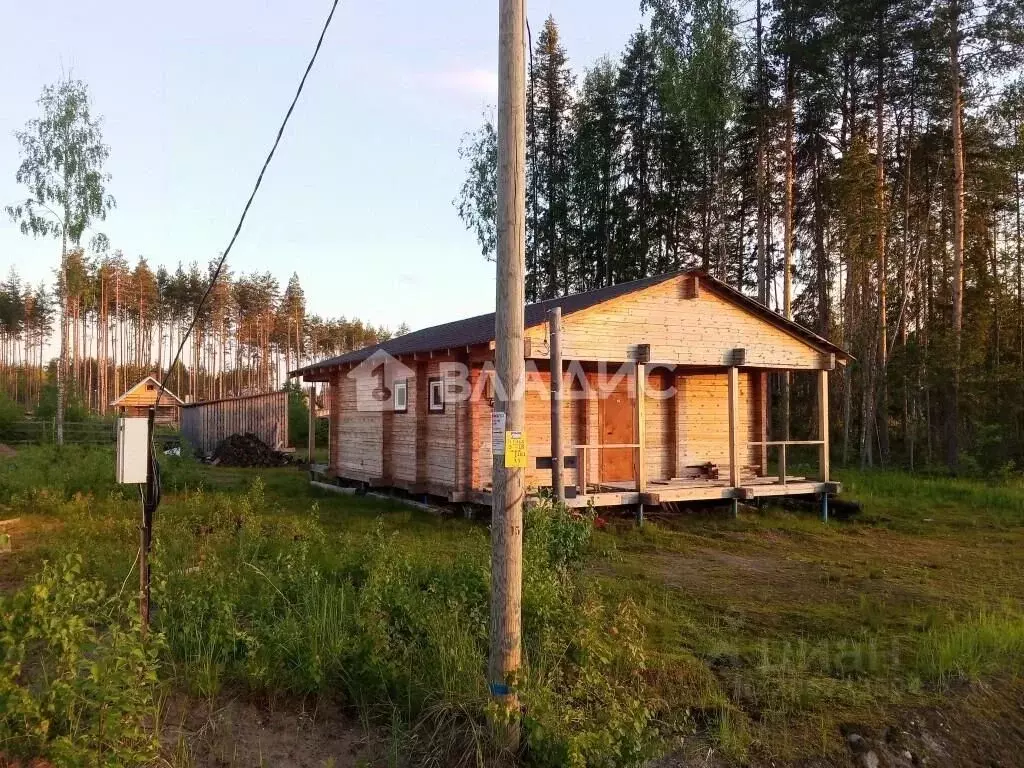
[155,0,340,410]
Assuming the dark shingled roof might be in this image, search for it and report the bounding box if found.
[291,269,847,377]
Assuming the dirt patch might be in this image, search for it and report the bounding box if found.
[655,677,1024,767]
[161,692,383,767]
[828,677,1024,768]
[0,444,16,458]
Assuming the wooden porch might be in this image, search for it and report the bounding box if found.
[564,475,841,508]
[541,308,838,514]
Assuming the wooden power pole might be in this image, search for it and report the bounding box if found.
[489,0,527,747]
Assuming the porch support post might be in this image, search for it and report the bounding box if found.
[727,366,741,489]
[635,361,647,493]
[818,368,830,482]
[308,384,316,464]
[759,371,769,476]
[548,308,564,502]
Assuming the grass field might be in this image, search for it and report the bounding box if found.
[0,447,1022,766]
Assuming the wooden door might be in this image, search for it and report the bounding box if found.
[599,378,635,484]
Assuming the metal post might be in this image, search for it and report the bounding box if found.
[821,493,829,523]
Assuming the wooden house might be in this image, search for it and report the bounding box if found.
[292,270,849,511]
[111,376,183,427]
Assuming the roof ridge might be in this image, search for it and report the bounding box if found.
[291,268,848,376]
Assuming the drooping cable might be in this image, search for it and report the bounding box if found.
[155,0,341,407]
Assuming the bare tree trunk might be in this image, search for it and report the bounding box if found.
[948,2,965,470]
[875,21,890,465]
[755,0,768,305]
[56,229,67,445]
[782,56,795,441]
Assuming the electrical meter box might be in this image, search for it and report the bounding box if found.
[116,417,149,484]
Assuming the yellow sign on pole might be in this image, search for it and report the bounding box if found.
[504,430,527,468]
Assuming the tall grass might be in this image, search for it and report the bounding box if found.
[914,607,1024,683]
[838,468,1024,529]
[0,446,663,766]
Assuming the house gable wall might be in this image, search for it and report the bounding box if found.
[524,275,828,370]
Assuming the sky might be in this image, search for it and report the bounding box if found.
[0,0,642,335]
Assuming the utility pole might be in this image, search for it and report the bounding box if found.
[490,0,527,750]
[140,406,156,635]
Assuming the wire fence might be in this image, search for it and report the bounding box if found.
[0,420,117,446]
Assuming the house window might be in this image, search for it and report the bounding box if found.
[428,377,445,413]
[393,379,408,412]
[146,384,155,391]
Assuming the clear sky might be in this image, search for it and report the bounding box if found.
[0,1,642,334]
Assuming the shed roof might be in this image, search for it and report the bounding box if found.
[291,269,848,377]
[110,375,184,407]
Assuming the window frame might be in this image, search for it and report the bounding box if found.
[393,378,408,413]
[428,376,445,413]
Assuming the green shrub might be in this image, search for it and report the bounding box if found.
[0,554,161,765]
[0,444,202,507]
[521,600,659,768]
[34,382,92,423]
[0,391,24,436]
[525,497,594,572]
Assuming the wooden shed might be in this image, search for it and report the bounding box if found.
[111,376,183,427]
[292,270,849,510]
[180,391,289,455]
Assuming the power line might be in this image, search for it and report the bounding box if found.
[157,0,340,403]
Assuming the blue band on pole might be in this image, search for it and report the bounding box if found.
[489,682,511,696]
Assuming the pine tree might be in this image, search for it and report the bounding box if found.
[569,58,620,291]
[614,29,660,282]
[528,16,576,299]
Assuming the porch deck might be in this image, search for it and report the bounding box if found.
[564,474,840,508]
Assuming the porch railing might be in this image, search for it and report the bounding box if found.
[747,440,825,486]
[575,443,641,494]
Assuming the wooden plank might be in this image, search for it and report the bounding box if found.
[565,491,641,508]
[577,446,588,494]
[748,440,825,446]
[643,485,738,504]
[818,369,830,482]
[737,481,829,499]
[727,366,741,488]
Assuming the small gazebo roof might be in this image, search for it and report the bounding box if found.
[110,375,184,407]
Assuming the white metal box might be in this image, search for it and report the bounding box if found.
[116,418,149,484]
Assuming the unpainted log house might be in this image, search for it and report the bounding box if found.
[292,270,849,510]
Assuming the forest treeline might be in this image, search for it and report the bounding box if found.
[0,257,396,413]
[457,0,1024,472]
